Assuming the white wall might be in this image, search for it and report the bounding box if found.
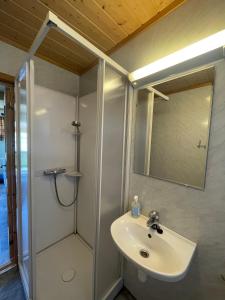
[77,91,97,247]
[0,41,25,76]
[32,59,79,252]
[32,85,77,252]
[112,0,225,72]
[0,41,78,96]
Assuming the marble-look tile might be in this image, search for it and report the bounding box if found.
[125,60,225,300]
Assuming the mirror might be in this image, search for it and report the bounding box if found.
[133,67,214,189]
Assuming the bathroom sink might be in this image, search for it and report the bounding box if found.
[111,212,196,282]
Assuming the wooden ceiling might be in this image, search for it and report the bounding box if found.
[0,0,186,75]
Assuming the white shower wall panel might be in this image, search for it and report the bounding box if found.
[32,85,76,252]
[77,92,97,247]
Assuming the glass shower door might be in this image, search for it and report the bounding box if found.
[94,61,128,300]
[15,61,34,299]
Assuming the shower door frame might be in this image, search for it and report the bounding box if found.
[27,12,128,77]
[15,60,36,300]
[0,74,17,274]
[94,59,130,299]
[16,10,131,300]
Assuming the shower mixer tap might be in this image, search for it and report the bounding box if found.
[42,120,82,208]
[72,120,81,127]
[147,210,163,234]
[43,168,66,176]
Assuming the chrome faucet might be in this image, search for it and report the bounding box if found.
[147,210,163,234]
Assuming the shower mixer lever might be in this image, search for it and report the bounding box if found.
[43,168,66,176]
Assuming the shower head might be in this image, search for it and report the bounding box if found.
[72,121,81,127]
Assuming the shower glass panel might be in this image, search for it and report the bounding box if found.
[16,61,34,298]
[13,12,129,299]
[95,62,127,299]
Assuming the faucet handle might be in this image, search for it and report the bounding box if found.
[149,210,159,222]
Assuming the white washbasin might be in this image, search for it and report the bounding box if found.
[111,212,196,282]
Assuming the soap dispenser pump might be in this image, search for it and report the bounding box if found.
[131,195,141,218]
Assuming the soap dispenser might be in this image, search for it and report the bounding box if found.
[131,195,141,218]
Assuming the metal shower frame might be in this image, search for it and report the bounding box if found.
[15,60,35,300]
[20,11,129,78]
[15,10,132,300]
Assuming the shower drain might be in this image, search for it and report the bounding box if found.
[61,269,76,282]
[139,249,150,258]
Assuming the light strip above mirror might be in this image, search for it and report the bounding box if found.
[129,29,225,83]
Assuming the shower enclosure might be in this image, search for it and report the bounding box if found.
[15,12,129,300]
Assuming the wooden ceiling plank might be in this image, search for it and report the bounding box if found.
[41,38,89,69]
[94,0,143,35]
[151,0,177,13]
[38,0,115,51]
[45,32,94,66]
[12,0,48,19]
[0,22,32,48]
[0,0,187,75]
[0,0,43,28]
[0,31,81,75]
[106,0,186,56]
[37,46,83,74]
[36,55,80,74]
[66,0,127,42]
[35,49,81,74]
[122,0,158,24]
[0,9,92,68]
[0,72,14,84]
[0,9,36,40]
[48,30,96,63]
[0,34,28,52]
[0,21,84,74]
[3,1,95,64]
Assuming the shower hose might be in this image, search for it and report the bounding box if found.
[53,173,79,207]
